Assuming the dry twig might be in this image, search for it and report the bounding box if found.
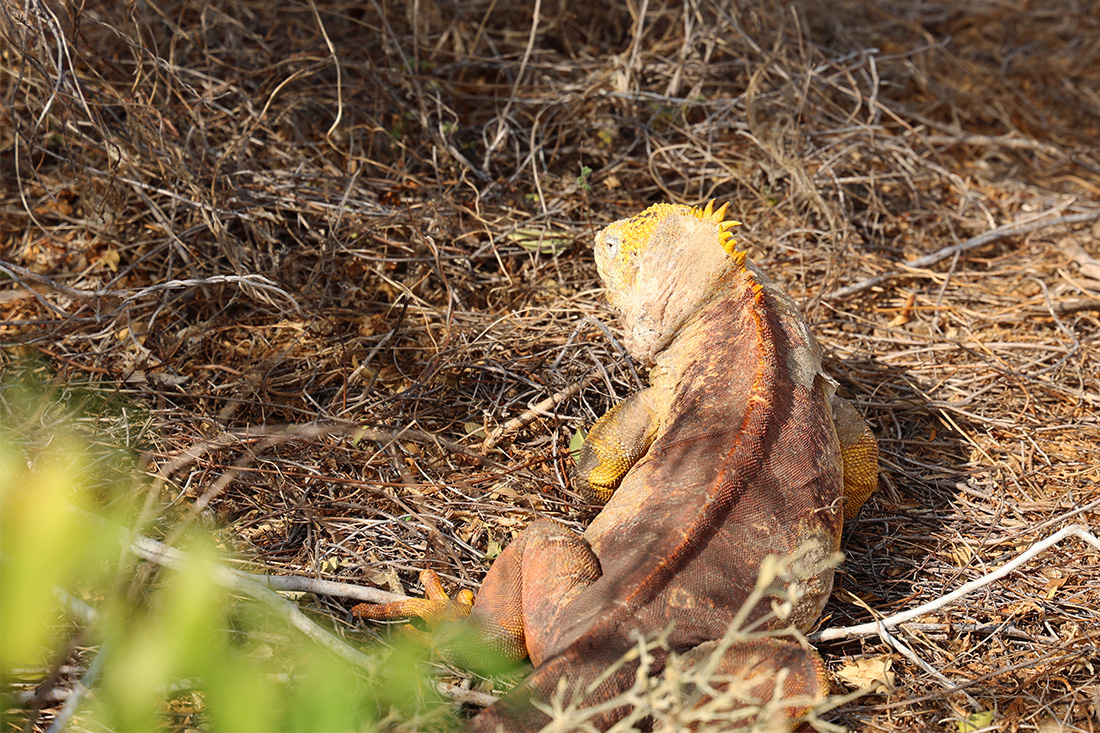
[825,210,1100,300]
[814,525,1100,643]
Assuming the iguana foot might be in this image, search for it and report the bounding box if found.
[355,568,527,674]
[677,637,829,729]
[352,569,473,645]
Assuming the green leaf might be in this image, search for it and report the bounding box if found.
[577,164,593,191]
[505,228,570,254]
[484,537,503,562]
[569,428,587,460]
[959,710,996,732]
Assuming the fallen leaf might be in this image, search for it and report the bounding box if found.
[887,292,916,327]
[1043,575,1068,599]
[958,709,995,732]
[505,228,571,254]
[946,543,975,566]
[569,428,587,460]
[100,247,121,272]
[1065,240,1100,280]
[484,537,503,563]
[835,654,895,692]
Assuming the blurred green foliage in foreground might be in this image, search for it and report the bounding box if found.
[0,374,457,731]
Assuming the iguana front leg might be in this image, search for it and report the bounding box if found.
[572,389,659,502]
[830,395,879,520]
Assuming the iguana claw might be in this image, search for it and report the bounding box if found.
[352,569,473,644]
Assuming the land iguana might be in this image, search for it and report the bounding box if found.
[353,201,879,730]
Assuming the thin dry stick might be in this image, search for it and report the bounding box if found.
[306,0,343,136]
[481,0,541,169]
[157,420,502,487]
[872,623,979,708]
[75,511,497,707]
[43,640,109,733]
[812,524,1100,642]
[825,209,1100,300]
[483,372,600,449]
[127,532,389,667]
[245,572,408,604]
[130,532,498,707]
[0,259,301,312]
[0,259,123,302]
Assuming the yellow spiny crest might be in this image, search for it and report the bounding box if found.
[690,199,742,255]
[612,200,743,259]
[613,203,688,256]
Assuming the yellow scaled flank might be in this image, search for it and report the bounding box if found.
[614,200,742,256]
[840,430,879,520]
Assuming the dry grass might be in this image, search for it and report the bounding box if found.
[2,0,1099,730]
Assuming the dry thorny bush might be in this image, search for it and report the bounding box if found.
[2,0,1099,730]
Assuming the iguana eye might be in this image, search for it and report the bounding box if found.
[603,233,621,257]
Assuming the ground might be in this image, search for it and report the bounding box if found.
[1,0,1099,731]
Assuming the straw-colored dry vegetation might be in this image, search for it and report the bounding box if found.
[3,0,1099,730]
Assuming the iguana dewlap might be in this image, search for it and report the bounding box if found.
[354,201,878,731]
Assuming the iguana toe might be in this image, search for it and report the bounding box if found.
[352,569,473,635]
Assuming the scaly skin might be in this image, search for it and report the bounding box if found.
[354,201,879,731]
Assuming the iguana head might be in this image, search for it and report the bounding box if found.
[593,200,743,364]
